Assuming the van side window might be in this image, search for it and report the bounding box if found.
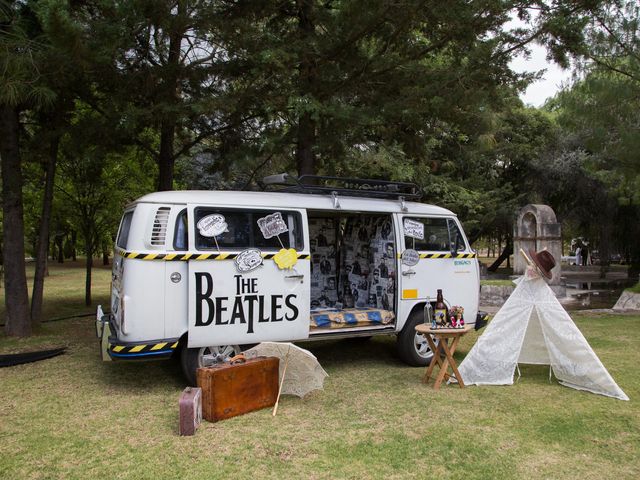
[116,211,134,249]
[194,208,304,251]
[447,219,466,252]
[403,217,452,252]
[174,209,188,250]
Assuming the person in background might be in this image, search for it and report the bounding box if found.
[582,243,589,266]
[575,245,582,266]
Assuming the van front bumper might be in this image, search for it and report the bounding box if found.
[96,306,179,361]
[107,337,180,360]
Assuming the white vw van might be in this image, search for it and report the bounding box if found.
[96,175,484,385]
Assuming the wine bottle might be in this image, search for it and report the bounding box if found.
[434,289,447,327]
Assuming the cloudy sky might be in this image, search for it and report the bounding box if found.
[510,44,575,107]
[506,12,576,107]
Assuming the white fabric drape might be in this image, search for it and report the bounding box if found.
[458,270,629,401]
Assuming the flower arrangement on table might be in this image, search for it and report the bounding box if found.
[449,306,465,329]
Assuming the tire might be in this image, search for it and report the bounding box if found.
[396,311,435,366]
[180,344,241,386]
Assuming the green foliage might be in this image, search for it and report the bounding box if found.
[0,0,57,108]
[543,0,640,266]
[54,102,155,255]
[4,0,629,271]
[207,1,599,183]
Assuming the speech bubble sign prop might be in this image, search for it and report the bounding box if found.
[274,248,298,270]
[403,218,425,240]
[197,214,228,238]
[257,212,289,239]
[235,249,263,273]
[401,249,420,266]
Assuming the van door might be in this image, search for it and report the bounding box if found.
[397,215,479,326]
[186,205,310,347]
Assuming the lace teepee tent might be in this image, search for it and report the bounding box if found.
[458,268,629,401]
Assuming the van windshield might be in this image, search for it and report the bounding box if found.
[116,211,134,249]
[194,208,304,251]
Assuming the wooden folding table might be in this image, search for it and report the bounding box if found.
[415,324,473,390]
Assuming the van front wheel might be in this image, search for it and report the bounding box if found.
[181,344,241,386]
[396,311,435,366]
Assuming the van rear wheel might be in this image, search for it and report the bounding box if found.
[397,311,435,366]
[181,344,241,386]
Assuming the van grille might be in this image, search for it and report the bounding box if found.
[150,207,171,246]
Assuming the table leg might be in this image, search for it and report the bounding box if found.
[422,335,440,384]
[441,336,465,388]
[433,338,451,390]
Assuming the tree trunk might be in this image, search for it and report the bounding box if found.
[488,241,513,272]
[85,244,93,306]
[157,119,176,191]
[598,223,611,280]
[102,248,109,266]
[296,0,317,178]
[0,104,31,336]
[56,235,64,263]
[156,4,184,192]
[297,112,316,177]
[71,230,77,261]
[31,135,59,325]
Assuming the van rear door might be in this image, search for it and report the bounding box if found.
[186,205,310,347]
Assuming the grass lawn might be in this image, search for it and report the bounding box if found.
[1,263,639,479]
[0,260,112,324]
[626,282,640,293]
[480,279,515,287]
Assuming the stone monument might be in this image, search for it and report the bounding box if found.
[514,204,564,293]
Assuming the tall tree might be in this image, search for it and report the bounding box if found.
[546,0,640,271]
[0,0,54,336]
[208,0,603,181]
[72,0,247,191]
[0,104,31,336]
[28,107,67,324]
[55,103,155,305]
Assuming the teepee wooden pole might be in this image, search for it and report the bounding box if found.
[519,248,533,266]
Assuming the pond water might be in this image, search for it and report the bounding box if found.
[563,278,637,311]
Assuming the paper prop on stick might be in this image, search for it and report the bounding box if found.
[197,214,228,251]
[403,219,424,240]
[257,212,298,269]
[403,218,424,250]
[197,214,228,237]
[235,249,263,273]
[257,212,289,239]
[274,248,298,270]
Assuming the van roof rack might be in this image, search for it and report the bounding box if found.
[260,174,422,201]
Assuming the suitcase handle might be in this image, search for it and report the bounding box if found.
[228,354,247,364]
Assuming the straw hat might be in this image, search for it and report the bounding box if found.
[528,249,556,279]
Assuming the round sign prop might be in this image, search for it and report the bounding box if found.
[401,249,420,266]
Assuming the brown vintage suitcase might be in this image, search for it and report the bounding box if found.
[196,355,279,422]
[178,387,202,436]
